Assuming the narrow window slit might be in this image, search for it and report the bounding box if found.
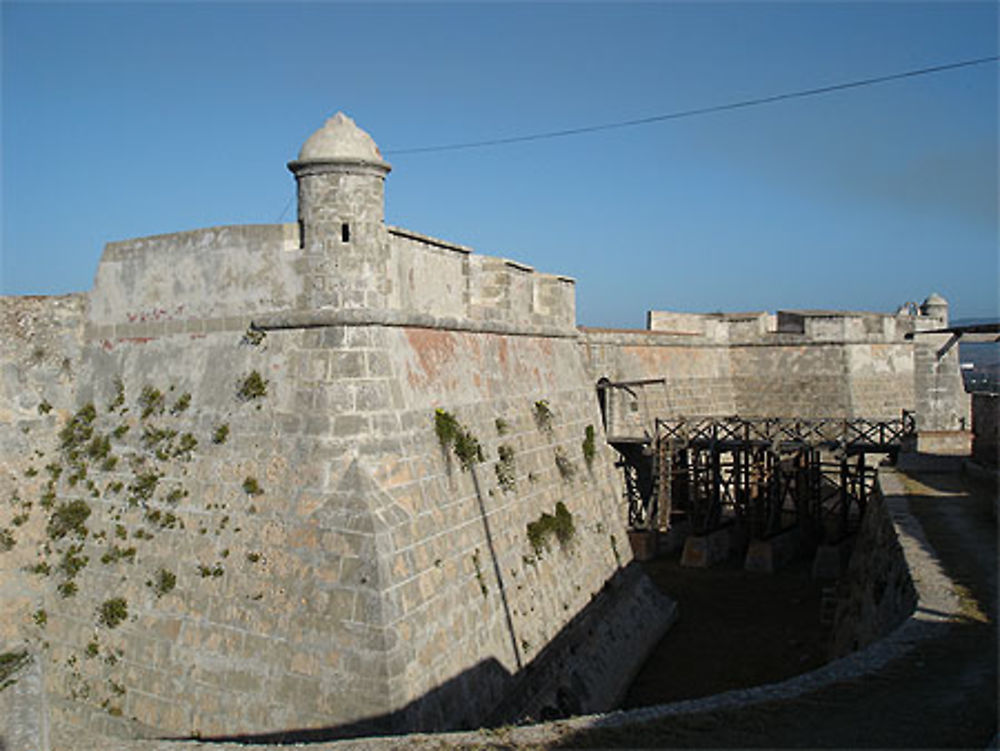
[341,223,350,243]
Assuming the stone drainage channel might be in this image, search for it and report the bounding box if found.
[32,462,1000,750]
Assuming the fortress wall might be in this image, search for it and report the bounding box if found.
[582,316,923,428]
[2,322,405,740]
[372,326,669,726]
[0,311,672,743]
[845,342,917,418]
[729,342,853,418]
[389,229,469,319]
[0,294,86,421]
[913,335,971,433]
[388,227,576,334]
[0,295,87,650]
[581,330,738,420]
[88,224,301,329]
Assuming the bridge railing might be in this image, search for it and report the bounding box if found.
[653,411,915,452]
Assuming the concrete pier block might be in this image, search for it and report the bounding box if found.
[627,530,658,561]
[680,525,742,567]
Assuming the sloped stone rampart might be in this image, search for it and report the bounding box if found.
[0,312,673,744]
[830,476,918,656]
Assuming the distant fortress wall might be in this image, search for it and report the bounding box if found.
[587,305,968,442]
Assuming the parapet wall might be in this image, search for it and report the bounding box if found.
[88,224,302,329]
[85,222,575,340]
[830,478,918,656]
[388,227,575,334]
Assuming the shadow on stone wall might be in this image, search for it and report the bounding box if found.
[182,561,672,745]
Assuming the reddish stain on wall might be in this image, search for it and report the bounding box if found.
[405,328,458,388]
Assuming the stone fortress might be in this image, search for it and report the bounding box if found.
[0,113,970,747]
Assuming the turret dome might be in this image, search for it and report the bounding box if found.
[295,112,389,168]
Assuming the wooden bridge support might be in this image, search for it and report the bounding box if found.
[612,414,909,564]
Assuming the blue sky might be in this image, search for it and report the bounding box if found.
[2,2,997,327]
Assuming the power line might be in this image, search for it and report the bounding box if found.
[385,55,999,156]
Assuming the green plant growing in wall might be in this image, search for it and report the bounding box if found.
[610,534,621,566]
[526,501,575,557]
[533,400,553,432]
[32,609,47,627]
[138,386,165,419]
[127,472,159,506]
[47,500,91,540]
[59,403,96,453]
[495,417,510,436]
[97,598,128,628]
[434,409,461,449]
[141,425,178,457]
[58,544,89,577]
[39,484,56,510]
[241,326,266,347]
[434,409,483,471]
[0,650,29,690]
[582,424,596,470]
[173,433,197,460]
[37,400,53,415]
[99,546,136,565]
[197,564,224,578]
[86,434,111,462]
[242,477,263,496]
[108,378,126,414]
[211,424,230,444]
[170,393,191,415]
[453,429,484,471]
[495,445,516,493]
[57,581,78,598]
[164,487,186,504]
[0,528,14,552]
[148,568,176,598]
[237,371,268,402]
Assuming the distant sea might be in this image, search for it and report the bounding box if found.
[954,318,1000,392]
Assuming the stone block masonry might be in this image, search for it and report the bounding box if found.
[1,311,673,742]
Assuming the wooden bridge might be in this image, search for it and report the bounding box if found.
[614,413,915,545]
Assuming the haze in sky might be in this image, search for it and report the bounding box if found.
[2,2,997,328]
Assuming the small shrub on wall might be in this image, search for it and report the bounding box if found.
[526,501,575,557]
